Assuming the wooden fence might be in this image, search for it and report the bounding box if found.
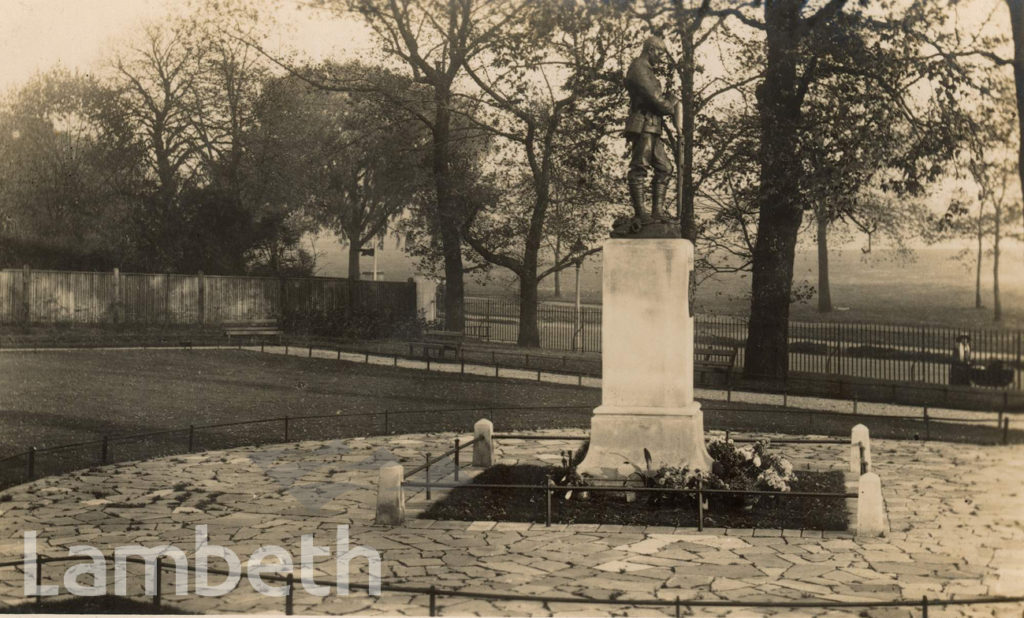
[0,267,416,326]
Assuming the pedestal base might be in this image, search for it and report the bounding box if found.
[576,404,714,480]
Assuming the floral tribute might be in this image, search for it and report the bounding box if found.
[563,438,798,509]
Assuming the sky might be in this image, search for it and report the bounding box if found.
[0,0,372,92]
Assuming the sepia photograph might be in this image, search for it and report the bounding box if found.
[1,0,1023,615]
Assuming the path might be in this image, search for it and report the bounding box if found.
[0,430,1021,616]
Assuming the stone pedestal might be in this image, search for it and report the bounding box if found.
[577,239,713,480]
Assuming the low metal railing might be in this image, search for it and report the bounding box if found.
[1,554,1021,616]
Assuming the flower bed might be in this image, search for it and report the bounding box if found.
[422,439,849,530]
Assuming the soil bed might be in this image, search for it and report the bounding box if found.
[421,464,849,530]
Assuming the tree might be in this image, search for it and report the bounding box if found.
[257,67,429,280]
[327,0,527,331]
[1006,0,1024,224]
[711,0,982,378]
[965,84,1021,321]
[0,68,143,268]
[110,20,210,270]
[458,1,625,346]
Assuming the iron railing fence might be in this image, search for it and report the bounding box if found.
[448,296,1024,389]
[2,554,1022,616]
[0,405,594,491]
[259,341,1024,413]
[402,431,857,532]
[2,374,1016,494]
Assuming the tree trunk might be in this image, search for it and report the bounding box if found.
[994,202,1002,321]
[517,272,540,347]
[1008,0,1024,230]
[976,209,983,309]
[432,92,465,331]
[678,24,697,243]
[348,242,361,281]
[744,0,805,380]
[816,214,832,313]
[553,239,561,298]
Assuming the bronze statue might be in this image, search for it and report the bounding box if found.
[624,36,678,225]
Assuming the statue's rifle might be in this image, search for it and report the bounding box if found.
[674,100,684,225]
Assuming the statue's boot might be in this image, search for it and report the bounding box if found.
[651,181,669,220]
[628,180,646,220]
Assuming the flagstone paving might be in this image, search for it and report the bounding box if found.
[0,430,1021,616]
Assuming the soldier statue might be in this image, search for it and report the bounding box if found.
[620,35,679,234]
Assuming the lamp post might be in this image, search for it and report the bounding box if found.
[570,240,587,352]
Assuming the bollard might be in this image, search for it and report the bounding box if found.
[28,446,36,481]
[856,472,886,537]
[850,424,870,474]
[384,409,390,435]
[923,408,930,441]
[374,462,405,526]
[308,345,312,358]
[338,348,342,360]
[922,595,929,618]
[1003,417,1010,445]
[429,585,437,616]
[472,419,493,467]
[675,596,681,618]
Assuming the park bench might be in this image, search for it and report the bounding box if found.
[410,330,465,361]
[694,345,738,386]
[223,319,283,344]
[409,327,489,361]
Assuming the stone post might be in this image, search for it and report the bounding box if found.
[577,239,713,479]
[850,424,871,474]
[412,276,438,323]
[856,472,886,537]
[375,462,405,526]
[472,419,493,468]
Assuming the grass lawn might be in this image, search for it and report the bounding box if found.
[421,464,849,530]
[0,348,597,457]
[1,348,1016,488]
